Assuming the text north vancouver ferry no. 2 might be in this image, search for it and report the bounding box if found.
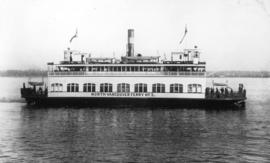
[21,29,246,107]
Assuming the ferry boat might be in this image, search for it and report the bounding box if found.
[21,29,246,107]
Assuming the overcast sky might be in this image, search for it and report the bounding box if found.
[0,0,270,71]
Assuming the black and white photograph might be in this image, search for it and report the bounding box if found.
[0,0,270,162]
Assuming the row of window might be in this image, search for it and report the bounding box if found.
[55,66,206,72]
[51,83,202,93]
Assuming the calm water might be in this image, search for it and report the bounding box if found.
[0,77,270,162]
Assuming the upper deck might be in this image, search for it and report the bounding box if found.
[48,63,206,77]
[47,29,206,77]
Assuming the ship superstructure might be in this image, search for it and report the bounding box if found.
[47,29,206,99]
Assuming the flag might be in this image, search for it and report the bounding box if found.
[184,25,187,34]
[70,29,78,43]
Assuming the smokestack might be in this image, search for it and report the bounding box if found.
[127,29,134,57]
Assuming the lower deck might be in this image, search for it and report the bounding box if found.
[21,76,246,108]
[47,76,207,99]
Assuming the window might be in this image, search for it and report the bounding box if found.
[152,83,165,93]
[197,84,202,93]
[67,83,79,92]
[83,83,95,92]
[51,83,63,92]
[188,84,202,93]
[170,84,183,93]
[188,84,192,93]
[135,83,147,93]
[100,83,112,92]
[117,83,130,93]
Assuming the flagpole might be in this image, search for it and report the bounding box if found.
[69,28,78,49]
[184,24,187,50]
[179,25,188,51]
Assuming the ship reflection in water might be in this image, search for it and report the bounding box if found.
[1,103,270,162]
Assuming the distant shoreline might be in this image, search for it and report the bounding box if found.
[0,70,269,78]
[0,70,47,77]
[206,71,270,78]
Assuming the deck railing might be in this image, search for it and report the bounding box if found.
[48,71,206,77]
